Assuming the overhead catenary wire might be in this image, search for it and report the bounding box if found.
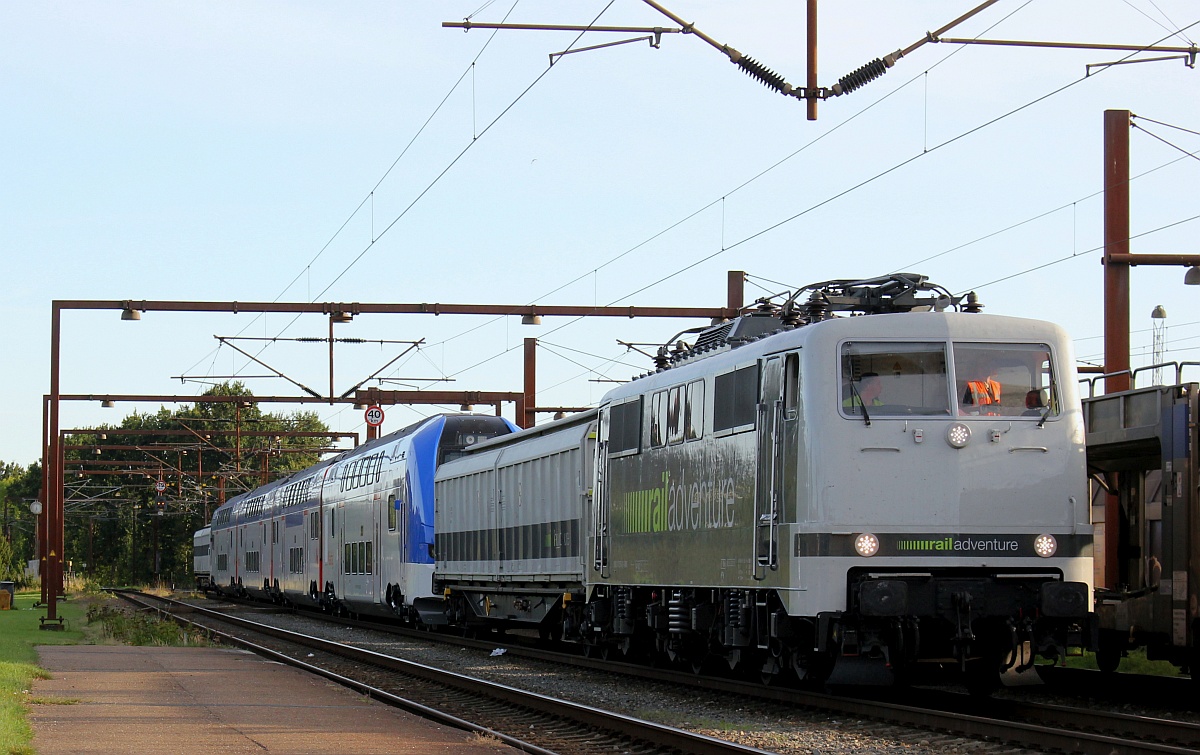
[175,5,1200,437]
[419,12,1200,399]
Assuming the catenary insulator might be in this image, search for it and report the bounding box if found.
[963,291,984,313]
[834,57,890,96]
[735,56,791,94]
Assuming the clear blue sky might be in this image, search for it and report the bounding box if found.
[3,1,1198,466]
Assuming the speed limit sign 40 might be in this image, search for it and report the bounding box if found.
[364,405,385,427]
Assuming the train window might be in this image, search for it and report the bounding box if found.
[784,353,800,418]
[714,365,758,434]
[309,511,318,540]
[667,386,685,445]
[388,494,397,531]
[344,543,352,574]
[685,380,704,441]
[952,343,1058,419]
[841,342,950,417]
[365,541,373,575]
[607,398,642,456]
[650,391,667,448]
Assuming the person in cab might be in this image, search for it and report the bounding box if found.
[961,363,1001,414]
[843,372,883,412]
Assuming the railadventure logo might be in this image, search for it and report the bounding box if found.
[896,536,1020,553]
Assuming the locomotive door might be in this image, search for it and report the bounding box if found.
[593,405,611,577]
[754,355,786,577]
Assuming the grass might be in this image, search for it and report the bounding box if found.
[0,586,212,754]
[0,590,86,755]
[1062,647,1186,677]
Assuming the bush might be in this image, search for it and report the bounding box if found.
[85,604,212,647]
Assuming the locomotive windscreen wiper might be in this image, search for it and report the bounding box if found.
[848,381,872,427]
[1037,379,1057,428]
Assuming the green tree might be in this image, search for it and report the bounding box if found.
[59,383,334,585]
[1,460,43,585]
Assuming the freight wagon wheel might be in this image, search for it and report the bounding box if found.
[1095,630,1123,674]
[964,656,1002,697]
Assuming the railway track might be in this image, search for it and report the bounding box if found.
[111,589,774,755]
[119,590,1200,755]
[255,598,1200,754]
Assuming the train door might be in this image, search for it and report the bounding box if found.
[373,494,382,606]
[235,524,242,587]
[754,355,785,577]
[260,522,267,590]
[592,404,611,577]
[494,465,508,576]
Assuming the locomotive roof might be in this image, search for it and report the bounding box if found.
[602,309,1072,403]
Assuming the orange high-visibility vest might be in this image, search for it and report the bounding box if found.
[964,378,1001,406]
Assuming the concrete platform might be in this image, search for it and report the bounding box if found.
[31,645,514,754]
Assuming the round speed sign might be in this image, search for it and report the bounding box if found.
[364,405,385,427]
[154,480,166,493]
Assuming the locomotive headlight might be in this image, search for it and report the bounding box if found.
[1034,534,1058,558]
[854,533,880,558]
[946,422,971,449]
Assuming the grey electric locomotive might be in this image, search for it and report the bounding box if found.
[433,275,1093,691]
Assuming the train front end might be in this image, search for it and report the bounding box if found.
[801,312,1092,689]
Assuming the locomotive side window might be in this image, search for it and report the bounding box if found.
[714,365,758,434]
[685,380,704,440]
[952,343,1058,418]
[840,342,950,417]
[650,391,667,448]
[667,385,684,445]
[784,353,800,418]
[608,397,642,457]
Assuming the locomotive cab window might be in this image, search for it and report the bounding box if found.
[840,342,950,417]
[952,343,1058,419]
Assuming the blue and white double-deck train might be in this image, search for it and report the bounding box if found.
[432,275,1093,690]
[207,413,514,618]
